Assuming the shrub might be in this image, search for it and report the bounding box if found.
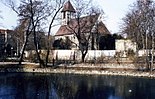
[26,51,54,63]
[127,49,135,60]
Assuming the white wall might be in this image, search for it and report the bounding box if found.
[138,50,155,56]
[115,39,137,52]
[55,34,79,49]
[53,50,116,61]
[25,49,155,61]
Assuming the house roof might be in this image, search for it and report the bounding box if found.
[61,0,76,13]
[0,29,6,34]
[0,29,13,34]
[97,21,110,35]
[55,14,110,36]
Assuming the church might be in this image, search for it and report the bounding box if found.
[54,0,110,50]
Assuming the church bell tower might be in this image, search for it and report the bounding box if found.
[61,0,76,25]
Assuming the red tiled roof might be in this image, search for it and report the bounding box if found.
[0,29,6,34]
[97,22,110,35]
[0,29,13,34]
[55,14,110,36]
[61,0,75,13]
[55,25,73,36]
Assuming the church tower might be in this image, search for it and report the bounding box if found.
[61,0,76,25]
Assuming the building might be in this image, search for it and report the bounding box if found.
[115,39,137,57]
[0,29,15,57]
[0,28,48,58]
[54,0,110,50]
[115,39,136,52]
[0,29,6,54]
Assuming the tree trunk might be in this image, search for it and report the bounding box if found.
[81,53,86,63]
[151,34,154,71]
[79,40,89,63]
[45,6,63,67]
[91,33,95,50]
[45,39,50,67]
[81,49,88,63]
[135,43,139,66]
[19,33,29,65]
[33,31,45,67]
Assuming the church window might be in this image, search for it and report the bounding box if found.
[63,12,66,19]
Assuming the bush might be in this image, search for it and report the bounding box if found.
[26,52,38,62]
[96,55,106,63]
[26,51,54,63]
[127,49,135,60]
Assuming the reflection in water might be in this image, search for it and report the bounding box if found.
[0,73,155,99]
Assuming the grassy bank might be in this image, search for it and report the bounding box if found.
[0,62,155,78]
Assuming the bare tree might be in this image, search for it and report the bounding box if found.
[5,0,49,66]
[148,3,155,71]
[14,19,29,57]
[28,0,48,67]
[3,0,34,64]
[45,0,65,67]
[122,0,155,71]
[2,0,28,61]
[5,0,66,67]
[66,0,102,62]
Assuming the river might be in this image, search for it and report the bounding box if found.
[0,73,155,99]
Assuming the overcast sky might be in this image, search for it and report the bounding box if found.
[0,0,144,34]
[95,0,138,33]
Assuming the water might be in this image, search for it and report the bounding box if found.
[0,73,155,99]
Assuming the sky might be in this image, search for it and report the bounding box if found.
[95,0,137,33]
[0,0,138,34]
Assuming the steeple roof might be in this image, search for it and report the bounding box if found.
[61,0,75,12]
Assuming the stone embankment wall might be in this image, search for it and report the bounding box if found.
[1,63,155,78]
[1,67,155,78]
[69,63,137,69]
